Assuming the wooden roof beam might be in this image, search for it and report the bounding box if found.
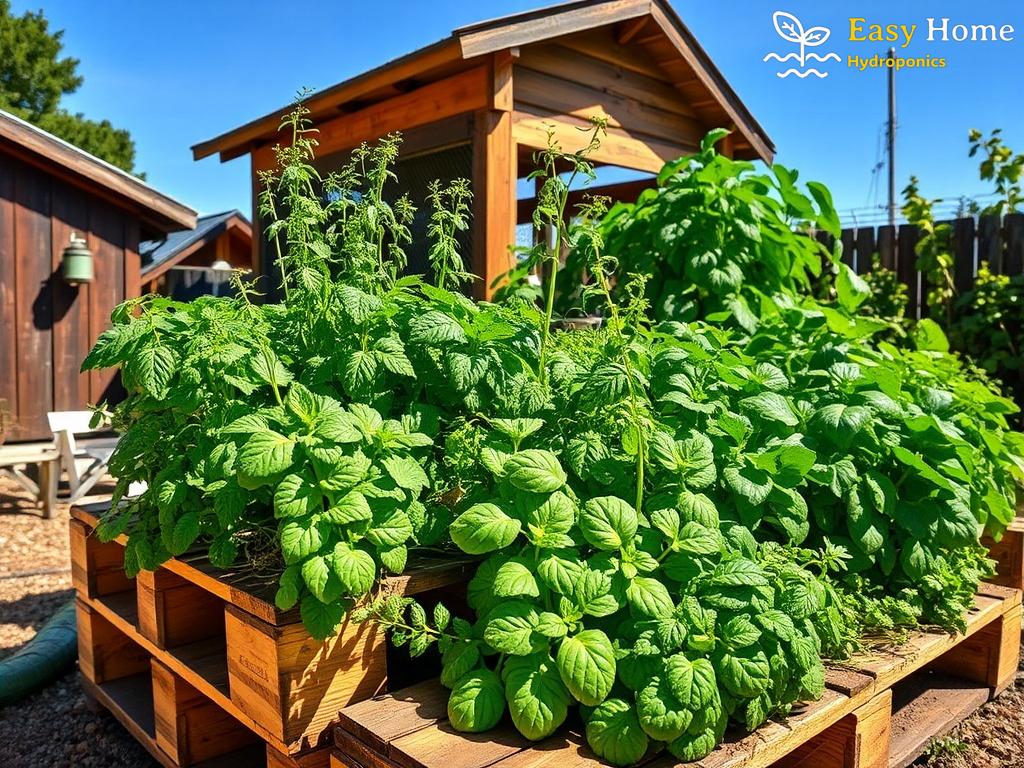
[615,17,649,45]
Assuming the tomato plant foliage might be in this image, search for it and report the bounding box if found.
[84,108,1023,766]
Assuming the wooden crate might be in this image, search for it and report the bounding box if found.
[71,499,474,767]
[329,583,1022,768]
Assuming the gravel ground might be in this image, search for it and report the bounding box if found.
[0,475,156,768]
[0,476,1021,767]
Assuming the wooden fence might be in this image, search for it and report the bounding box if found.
[833,212,1024,319]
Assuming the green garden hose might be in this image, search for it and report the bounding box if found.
[0,600,78,706]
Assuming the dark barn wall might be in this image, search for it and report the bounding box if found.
[0,150,139,441]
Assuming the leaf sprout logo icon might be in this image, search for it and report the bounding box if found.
[763,11,841,78]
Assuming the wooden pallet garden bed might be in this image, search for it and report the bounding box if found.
[328,586,1024,768]
[70,499,475,767]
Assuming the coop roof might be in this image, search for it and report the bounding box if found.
[0,109,196,232]
[192,0,773,164]
[140,210,251,281]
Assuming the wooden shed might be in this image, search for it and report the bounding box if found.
[140,210,254,297]
[0,110,197,441]
[193,0,773,298]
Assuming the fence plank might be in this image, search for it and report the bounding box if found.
[840,230,855,268]
[855,228,875,273]
[897,224,920,319]
[877,225,896,271]
[953,217,976,294]
[1005,213,1024,276]
[977,214,1002,273]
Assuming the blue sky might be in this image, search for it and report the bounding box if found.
[19,0,1023,225]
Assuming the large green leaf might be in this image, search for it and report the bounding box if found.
[556,629,616,706]
[504,450,567,493]
[450,503,521,554]
[580,496,638,550]
[585,699,649,767]
[505,655,571,740]
[448,669,505,733]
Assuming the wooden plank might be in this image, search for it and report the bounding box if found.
[76,598,151,684]
[1005,212,1024,275]
[517,178,656,225]
[876,225,896,271]
[840,229,855,268]
[152,657,259,765]
[313,67,490,159]
[929,603,1022,695]
[0,153,18,432]
[137,567,227,649]
[981,518,1024,591]
[473,106,517,300]
[13,159,54,438]
[976,214,1002,272]
[456,0,650,59]
[337,680,451,753]
[387,720,530,768]
[87,200,125,405]
[659,689,856,768]
[49,179,92,412]
[224,604,387,752]
[824,666,875,698]
[124,216,141,299]
[516,44,698,120]
[896,224,919,318]
[887,673,989,768]
[512,111,691,174]
[952,216,976,293]
[192,39,463,162]
[270,745,334,768]
[69,517,134,598]
[775,688,891,768]
[855,227,875,274]
[513,66,703,146]
[558,26,671,82]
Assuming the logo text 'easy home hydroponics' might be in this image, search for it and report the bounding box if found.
[765,12,1016,77]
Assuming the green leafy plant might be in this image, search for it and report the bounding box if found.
[81,104,1024,767]
[566,129,843,333]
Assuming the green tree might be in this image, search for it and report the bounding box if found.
[0,0,139,173]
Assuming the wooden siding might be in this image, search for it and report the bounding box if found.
[0,150,138,441]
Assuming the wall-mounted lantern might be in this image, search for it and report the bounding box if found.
[61,232,93,285]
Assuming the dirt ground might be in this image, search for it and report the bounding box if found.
[0,476,1021,767]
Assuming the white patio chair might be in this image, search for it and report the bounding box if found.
[47,411,119,502]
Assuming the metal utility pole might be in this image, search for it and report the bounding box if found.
[887,47,897,228]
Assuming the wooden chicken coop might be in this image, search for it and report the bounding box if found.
[192,0,774,298]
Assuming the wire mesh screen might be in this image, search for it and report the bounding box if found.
[389,143,475,281]
[312,141,475,287]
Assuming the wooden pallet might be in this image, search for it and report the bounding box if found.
[329,583,1022,768]
[70,499,474,767]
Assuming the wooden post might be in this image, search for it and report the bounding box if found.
[223,604,387,750]
[152,657,258,765]
[929,603,1022,696]
[472,50,517,300]
[982,518,1024,591]
[136,567,225,649]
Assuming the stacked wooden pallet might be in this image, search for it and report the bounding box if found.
[70,499,474,768]
[330,582,1022,768]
